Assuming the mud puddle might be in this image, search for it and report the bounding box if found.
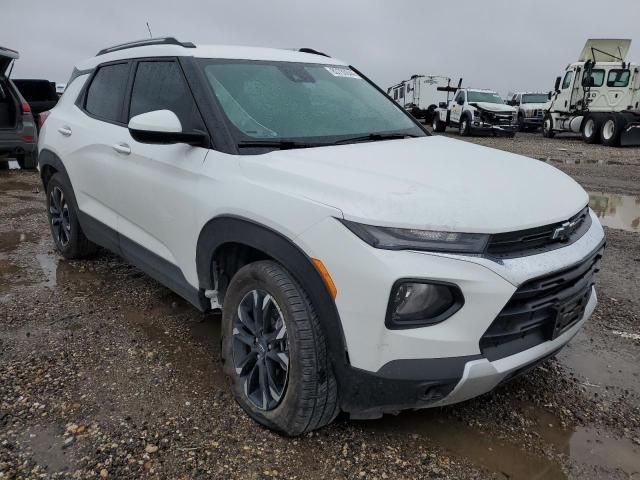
[589,191,640,233]
[363,402,640,479]
[558,329,640,397]
[0,231,38,252]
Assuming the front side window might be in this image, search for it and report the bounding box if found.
[522,93,549,103]
[582,69,605,87]
[129,61,203,131]
[607,69,630,87]
[467,91,503,104]
[201,60,422,143]
[85,63,129,122]
[561,71,574,89]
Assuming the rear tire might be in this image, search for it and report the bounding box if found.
[542,114,555,138]
[17,153,38,170]
[581,115,601,144]
[221,260,339,436]
[46,173,98,259]
[601,114,623,147]
[432,115,446,132]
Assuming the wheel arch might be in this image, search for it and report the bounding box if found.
[196,215,350,369]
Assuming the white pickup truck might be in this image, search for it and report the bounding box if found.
[432,88,518,137]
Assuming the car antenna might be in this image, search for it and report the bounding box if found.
[146,22,153,39]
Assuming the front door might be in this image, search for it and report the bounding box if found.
[450,90,465,124]
[111,59,209,276]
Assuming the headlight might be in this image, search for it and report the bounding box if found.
[339,219,490,254]
[386,280,464,329]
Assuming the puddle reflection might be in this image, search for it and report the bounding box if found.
[589,191,640,233]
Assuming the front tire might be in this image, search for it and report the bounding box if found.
[459,116,471,136]
[46,173,98,259]
[581,115,601,144]
[542,114,555,138]
[221,260,339,436]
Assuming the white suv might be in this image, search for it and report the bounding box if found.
[38,38,605,435]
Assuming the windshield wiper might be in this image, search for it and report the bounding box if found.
[332,133,421,145]
[237,140,323,150]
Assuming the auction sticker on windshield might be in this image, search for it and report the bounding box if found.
[324,66,360,78]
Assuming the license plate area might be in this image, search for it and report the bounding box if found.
[551,288,591,339]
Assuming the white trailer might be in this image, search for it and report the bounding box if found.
[543,39,640,147]
[387,75,451,121]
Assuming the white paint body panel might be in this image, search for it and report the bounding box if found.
[39,46,605,389]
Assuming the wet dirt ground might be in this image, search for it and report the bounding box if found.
[1,132,639,479]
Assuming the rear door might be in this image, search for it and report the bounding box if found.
[62,61,131,237]
[113,58,209,272]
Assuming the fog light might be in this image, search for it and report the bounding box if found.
[385,280,464,329]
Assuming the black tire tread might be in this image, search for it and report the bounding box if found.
[222,260,339,435]
[47,173,98,259]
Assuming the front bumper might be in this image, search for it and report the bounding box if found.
[470,121,518,135]
[296,211,605,416]
[522,117,543,126]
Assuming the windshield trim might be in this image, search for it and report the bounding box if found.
[196,58,428,154]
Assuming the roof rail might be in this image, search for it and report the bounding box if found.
[96,37,195,56]
[298,47,331,58]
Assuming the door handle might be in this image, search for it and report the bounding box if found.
[58,126,72,136]
[112,143,131,155]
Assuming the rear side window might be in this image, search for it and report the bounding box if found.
[129,61,203,131]
[84,63,129,122]
[607,69,630,87]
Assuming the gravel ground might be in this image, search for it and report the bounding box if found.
[1,133,639,480]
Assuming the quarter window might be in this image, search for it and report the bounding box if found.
[582,69,605,87]
[129,61,203,131]
[607,69,630,87]
[85,63,129,122]
[561,71,573,89]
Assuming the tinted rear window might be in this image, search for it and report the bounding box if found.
[85,63,129,122]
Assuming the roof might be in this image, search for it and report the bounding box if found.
[465,88,498,93]
[76,41,348,70]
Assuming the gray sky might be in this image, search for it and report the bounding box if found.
[2,0,639,96]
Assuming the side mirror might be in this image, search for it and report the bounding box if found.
[456,98,464,105]
[554,76,562,92]
[128,110,209,147]
[548,91,552,100]
[439,101,447,109]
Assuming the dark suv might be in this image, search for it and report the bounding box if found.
[0,46,38,169]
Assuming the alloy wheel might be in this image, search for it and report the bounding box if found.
[49,186,71,247]
[232,289,289,411]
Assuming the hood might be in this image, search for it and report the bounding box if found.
[0,46,19,76]
[471,102,515,113]
[520,102,548,110]
[239,136,588,234]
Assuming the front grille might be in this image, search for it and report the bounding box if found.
[486,207,591,259]
[480,245,603,361]
[480,110,514,125]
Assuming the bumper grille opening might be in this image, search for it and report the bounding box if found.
[486,207,591,259]
[480,245,603,362]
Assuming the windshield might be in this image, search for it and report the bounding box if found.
[467,91,503,104]
[200,60,424,146]
[522,93,548,104]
